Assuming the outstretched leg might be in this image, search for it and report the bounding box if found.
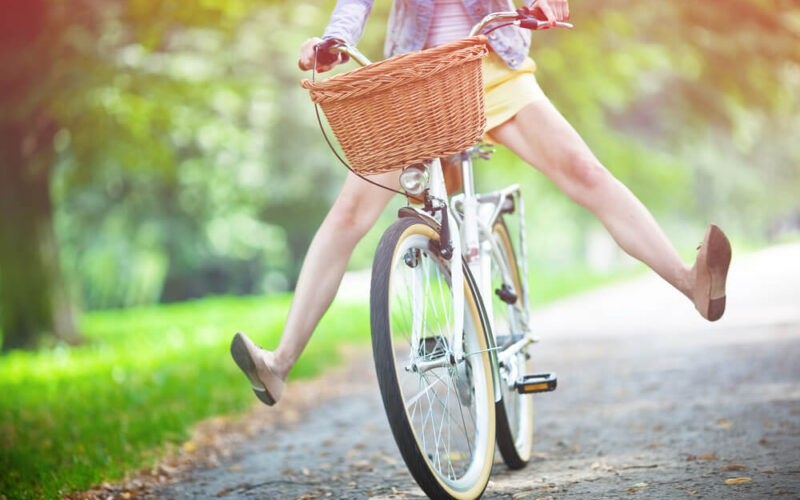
[272,171,399,377]
[489,97,730,318]
[232,171,400,404]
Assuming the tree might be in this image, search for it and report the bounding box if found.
[0,0,269,349]
[0,0,80,349]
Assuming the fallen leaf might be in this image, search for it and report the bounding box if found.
[717,418,734,430]
[688,490,698,495]
[511,492,530,499]
[216,488,234,497]
[632,482,648,488]
[158,464,178,476]
[718,464,746,472]
[354,443,366,449]
[687,454,697,461]
[725,477,752,485]
[591,462,600,470]
[301,467,310,476]
[373,453,398,466]
[182,441,196,453]
[698,454,718,461]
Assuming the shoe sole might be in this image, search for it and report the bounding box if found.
[701,225,732,322]
[230,332,276,406]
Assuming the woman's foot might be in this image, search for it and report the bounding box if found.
[691,225,732,321]
[230,332,286,406]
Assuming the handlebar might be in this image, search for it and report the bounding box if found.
[316,9,572,68]
[468,7,572,37]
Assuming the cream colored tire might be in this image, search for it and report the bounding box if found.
[492,220,534,469]
[370,216,496,499]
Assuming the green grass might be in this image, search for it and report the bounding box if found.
[0,295,371,499]
[0,265,633,499]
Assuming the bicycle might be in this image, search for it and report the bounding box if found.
[306,9,571,499]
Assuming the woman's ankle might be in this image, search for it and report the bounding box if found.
[268,350,292,381]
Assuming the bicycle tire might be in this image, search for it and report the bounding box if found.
[371,215,496,500]
[491,219,534,469]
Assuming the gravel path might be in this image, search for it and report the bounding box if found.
[145,243,800,499]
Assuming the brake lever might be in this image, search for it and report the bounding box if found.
[315,37,350,66]
[515,7,573,30]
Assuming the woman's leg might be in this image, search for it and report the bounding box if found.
[489,97,695,298]
[268,171,399,379]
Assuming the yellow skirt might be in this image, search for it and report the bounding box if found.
[482,51,545,143]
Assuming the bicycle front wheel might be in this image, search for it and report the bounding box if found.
[371,216,496,500]
[491,219,534,469]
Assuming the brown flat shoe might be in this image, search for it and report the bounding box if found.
[230,332,286,406]
[692,224,732,321]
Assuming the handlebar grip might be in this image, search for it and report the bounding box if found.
[518,18,543,30]
[315,38,350,67]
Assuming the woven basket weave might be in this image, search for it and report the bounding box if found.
[301,36,489,175]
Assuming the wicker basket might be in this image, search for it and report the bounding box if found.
[301,36,489,175]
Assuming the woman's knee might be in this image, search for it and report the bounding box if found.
[325,193,381,239]
[557,151,612,203]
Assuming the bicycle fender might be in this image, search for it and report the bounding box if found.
[462,257,502,403]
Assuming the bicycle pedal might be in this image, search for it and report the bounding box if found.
[516,372,557,394]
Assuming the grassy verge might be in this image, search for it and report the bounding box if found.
[0,265,634,499]
[0,295,370,499]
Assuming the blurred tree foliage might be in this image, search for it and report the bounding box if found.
[0,0,797,349]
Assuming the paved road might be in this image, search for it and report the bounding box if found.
[152,243,800,499]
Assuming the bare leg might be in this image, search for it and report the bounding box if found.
[269,171,400,379]
[489,98,694,298]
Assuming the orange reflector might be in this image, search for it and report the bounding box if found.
[523,383,550,392]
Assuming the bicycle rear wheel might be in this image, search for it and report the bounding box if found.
[371,216,496,500]
[491,220,534,469]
